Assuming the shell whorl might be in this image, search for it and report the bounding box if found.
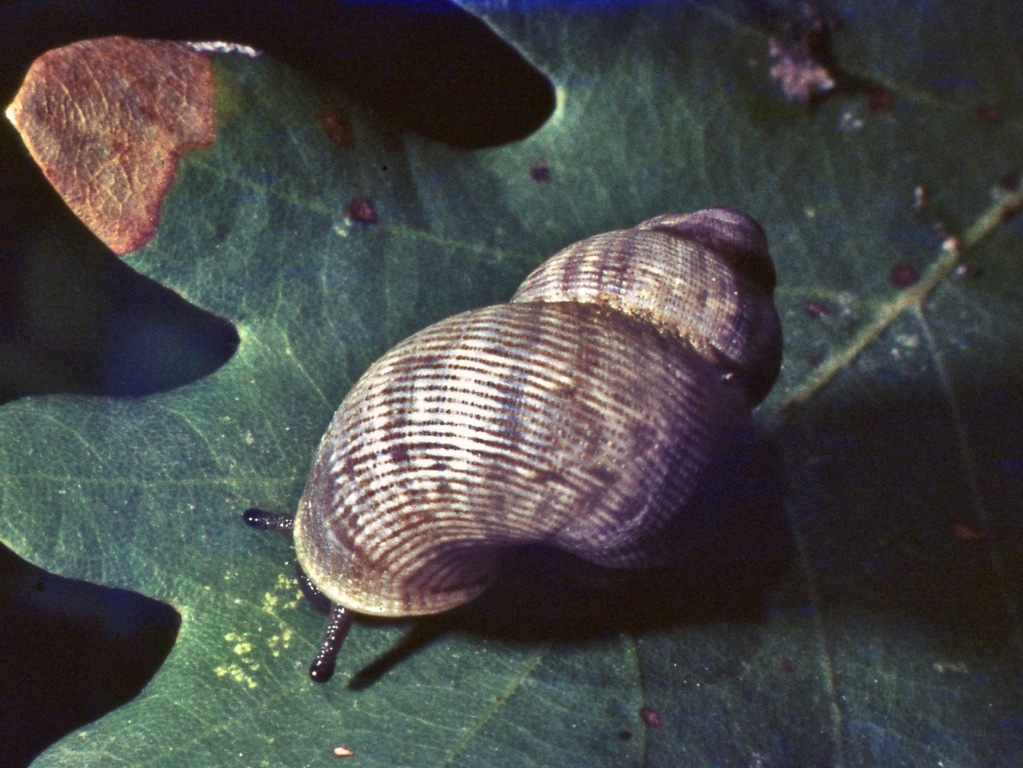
[512,207,781,404]
[293,208,782,618]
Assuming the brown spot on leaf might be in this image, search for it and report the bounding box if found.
[998,171,1021,193]
[803,300,829,319]
[952,521,988,541]
[975,104,1003,124]
[347,197,378,224]
[999,203,1021,224]
[529,158,551,182]
[5,37,216,255]
[866,86,894,114]
[889,262,919,288]
[639,706,663,728]
[319,108,356,148]
[912,185,927,212]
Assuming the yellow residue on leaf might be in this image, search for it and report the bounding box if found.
[262,591,278,614]
[267,628,294,658]
[225,632,254,656]
[272,573,303,609]
[218,631,261,686]
[214,662,258,689]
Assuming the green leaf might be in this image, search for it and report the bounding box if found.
[3,1,1023,765]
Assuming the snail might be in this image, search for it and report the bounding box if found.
[244,207,783,681]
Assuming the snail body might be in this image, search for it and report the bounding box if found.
[246,207,782,680]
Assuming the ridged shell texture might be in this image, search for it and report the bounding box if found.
[294,208,782,617]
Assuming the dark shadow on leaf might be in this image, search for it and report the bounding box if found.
[0,542,180,768]
[774,367,1023,666]
[349,433,792,688]
[348,358,1023,695]
[0,121,240,404]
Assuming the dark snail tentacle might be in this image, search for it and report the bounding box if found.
[308,605,354,683]
[243,508,294,533]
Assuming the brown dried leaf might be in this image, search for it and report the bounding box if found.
[5,37,215,255]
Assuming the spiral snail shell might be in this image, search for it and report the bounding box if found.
[245,207,782,681]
